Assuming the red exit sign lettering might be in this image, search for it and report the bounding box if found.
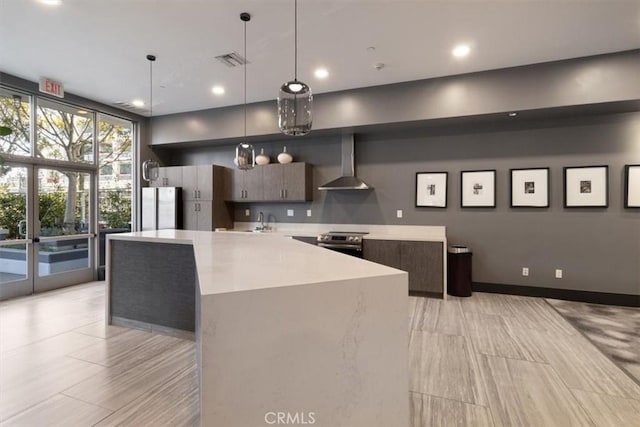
[39,78,65,98]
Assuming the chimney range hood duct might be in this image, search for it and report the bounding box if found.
[318,134,372,191]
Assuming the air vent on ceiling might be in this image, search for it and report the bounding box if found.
[112,101,145,112]
[215,52,248,67]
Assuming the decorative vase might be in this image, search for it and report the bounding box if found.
[277,146,293,164]
[255,148,270,165]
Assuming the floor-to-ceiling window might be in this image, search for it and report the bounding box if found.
[0,86,136,298]
[97,113,134,277]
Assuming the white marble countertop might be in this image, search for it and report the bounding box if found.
[108,230,404,296]
[228,222,447,242]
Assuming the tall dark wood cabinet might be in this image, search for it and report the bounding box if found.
[152,165,232,231]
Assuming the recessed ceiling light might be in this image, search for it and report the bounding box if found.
[452,44,471,58]
[211,86,225,95]
[39,0,62,6]
[131,99,145,108]
[508,112,518,117]
[314,68,329,79]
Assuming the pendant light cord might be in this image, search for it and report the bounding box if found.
[294,0,298,81]
[146,54,156,118]
[244,17,247,139]
[149,60,153,118]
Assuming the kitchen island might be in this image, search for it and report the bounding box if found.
[106,230,408,427]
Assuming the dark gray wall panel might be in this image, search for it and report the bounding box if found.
[110,240,196,332]
[151,50,640,145]
[169,111,640,296]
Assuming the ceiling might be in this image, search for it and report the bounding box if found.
[1,1,639,117]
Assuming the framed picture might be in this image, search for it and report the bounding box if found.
[461,170,496,208]
[564,165,608,208]
[625,164,640,208]
[510,168,549,208]
[416,172,447,208]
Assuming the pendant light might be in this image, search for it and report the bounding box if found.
[235,12,255,170]
[277,0,312,136]
[142,54,159,182]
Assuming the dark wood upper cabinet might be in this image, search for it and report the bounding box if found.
[227,167,264,202]
[226,162,312,202]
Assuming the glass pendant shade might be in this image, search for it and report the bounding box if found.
[278,79,312,136]
[235,142,255,170]
[141,159,159,182]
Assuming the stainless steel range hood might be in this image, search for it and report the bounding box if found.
[318,134,372,190]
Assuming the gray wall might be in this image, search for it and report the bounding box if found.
[168,111,640,296]
[151,50,640,145]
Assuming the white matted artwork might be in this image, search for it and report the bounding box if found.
[625,164,640,208]
[461,170,496,208]
[564,165,608,207]
[416,172,447,208]
[510,168,549,208]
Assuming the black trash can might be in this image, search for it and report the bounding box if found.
[447,245,472,297]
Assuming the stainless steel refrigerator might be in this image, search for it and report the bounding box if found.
[142,187,183,230]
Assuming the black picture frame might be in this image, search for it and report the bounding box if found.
[510,167,550,208]
[415,172,448,208]
[461,169,496,208]
[625,164,640,208]
[563,165,609,208]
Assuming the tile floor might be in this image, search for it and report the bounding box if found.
[0,283,638,426]
[547,298,640,385]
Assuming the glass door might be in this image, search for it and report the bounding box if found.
[1,87,136,299]
[0,164,33,299]
[34,168,95,292]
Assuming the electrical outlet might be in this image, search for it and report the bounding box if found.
[522,267,529,276]
[245,209,250,217]
[287,209,294,217]
[306,209,312,217]
[555,269,563,279]
[396,209,403,218]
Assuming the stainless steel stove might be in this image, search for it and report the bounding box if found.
[317,231,368,257]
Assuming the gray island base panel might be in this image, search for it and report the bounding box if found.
[106,230,409,427]
[109,240,196,335]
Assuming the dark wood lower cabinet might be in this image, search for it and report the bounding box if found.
[363,239,402,269]
[292,236,317,245]
[363,239,443,295]
[400,241,443,294]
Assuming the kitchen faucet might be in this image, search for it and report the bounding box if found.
[255,211,269,232]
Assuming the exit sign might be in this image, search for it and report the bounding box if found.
[39,78,64,98]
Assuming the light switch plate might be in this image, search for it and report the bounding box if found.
[555,269,563,279]
[522,267,529,276]
[396,209,403,218]
[306,209,312,217]
[245,209,250,217]
[287,209,294,217]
